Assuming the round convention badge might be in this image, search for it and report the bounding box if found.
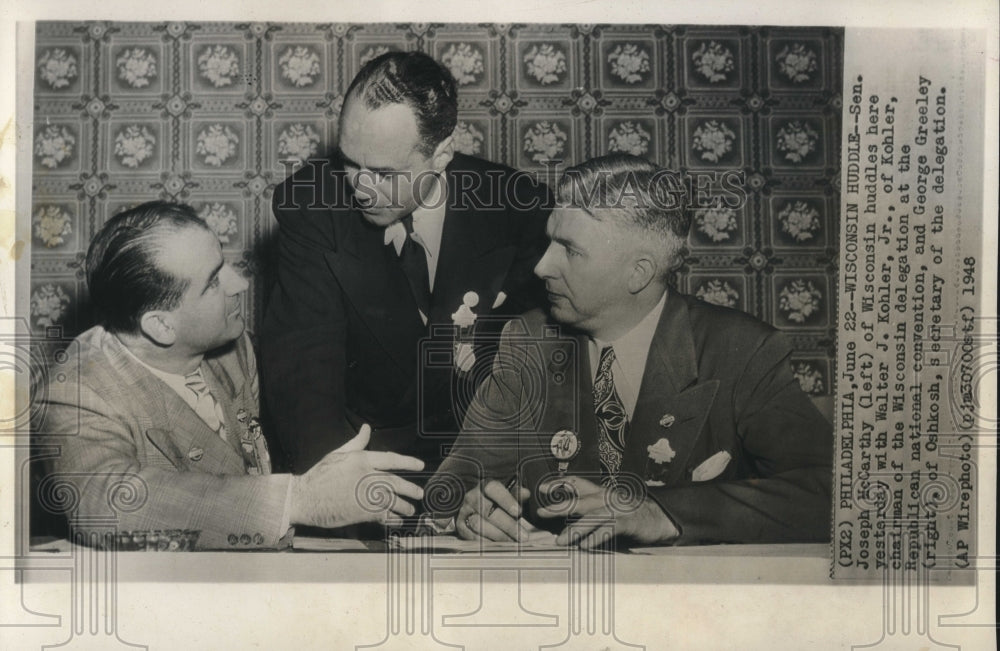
[550,429,581,463]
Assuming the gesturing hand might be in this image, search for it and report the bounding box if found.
[536,476,678,550]
[289,425,425,529]
[456,479,553,543]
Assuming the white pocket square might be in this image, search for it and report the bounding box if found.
[491,291,507,309]
[691,451,731,482]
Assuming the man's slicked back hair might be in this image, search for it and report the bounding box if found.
[556,154,690,239]
[557,154,690,271]
[86,201,209,335]
[343,51,458,157]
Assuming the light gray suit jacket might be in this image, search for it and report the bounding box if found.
[37,326,291,549]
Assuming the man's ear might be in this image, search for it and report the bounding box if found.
[627,255,657,294]
[139,311,176,346]
[430,132,455,172]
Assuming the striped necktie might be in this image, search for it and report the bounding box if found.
[184,368,228,441]
[593,345,628,486]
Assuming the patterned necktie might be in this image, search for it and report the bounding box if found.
[397,214,432,317]
[593,345,628,486]
[184,369,228,441]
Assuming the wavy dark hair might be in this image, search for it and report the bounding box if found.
[86,201,208,335]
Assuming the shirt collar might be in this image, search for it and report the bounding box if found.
[116,338,193,396]
[590,290,668,387]
[383,172,447,259]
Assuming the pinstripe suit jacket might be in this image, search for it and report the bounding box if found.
[38,326,291,550]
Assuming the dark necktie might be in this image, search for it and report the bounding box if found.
[397,215,431,317]
[593,345,628,486]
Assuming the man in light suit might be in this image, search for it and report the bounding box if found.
[262,51,551,476]
[429,154,833,547]
[37,202,425,549]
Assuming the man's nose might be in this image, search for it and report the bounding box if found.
[220,264,249,294]
[347,169,378,208]
[533,243,556,279]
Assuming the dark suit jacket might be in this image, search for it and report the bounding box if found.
[262,153,552,473]
[430,292,833,545]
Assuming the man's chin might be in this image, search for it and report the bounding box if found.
[359,209,405,227]
[226,316,246,338]
[545,303,577,327]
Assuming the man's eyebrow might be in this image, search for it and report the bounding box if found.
[201,259,225,295]
[551,234,580,251]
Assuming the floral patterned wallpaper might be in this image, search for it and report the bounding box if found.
[30,22,842,398]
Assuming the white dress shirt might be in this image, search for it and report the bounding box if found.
[587,291,668,421]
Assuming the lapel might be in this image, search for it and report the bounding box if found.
[533,330,602,480]
[523,295,726,504]
[427,160,518,327]
[325,157,523,373]
[100,331,247,475]
[203,351,273,474]
[322,194,425,375]
[623,293,720,485]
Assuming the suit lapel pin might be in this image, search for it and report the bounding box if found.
[239,416,270,476]
[241,416,263,441]
[659,413,676,428]
[645,437,676,487]
[550,429,580,475]
[451,291,480,373]
[451,291,479,328]
[187,447,204,462]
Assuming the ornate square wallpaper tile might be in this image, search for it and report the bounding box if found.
[31,21,843,397]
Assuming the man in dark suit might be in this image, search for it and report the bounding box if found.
[262,52,551,475]
[429,154,833,547]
